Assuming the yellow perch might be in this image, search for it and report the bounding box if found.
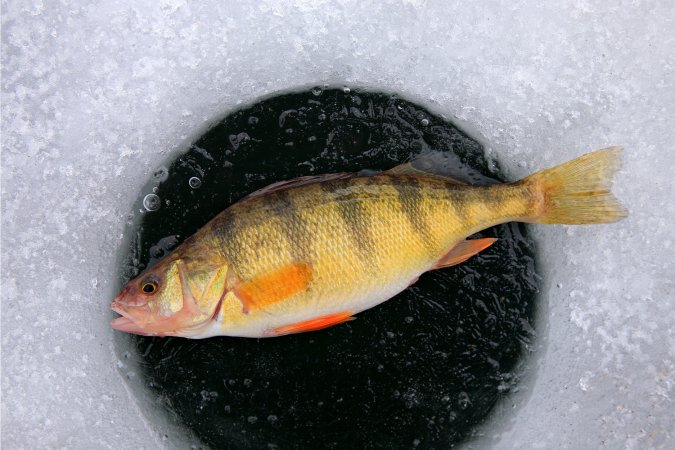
[111,147,627,338]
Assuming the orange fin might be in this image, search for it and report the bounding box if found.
[233,263,313,314]
[433,238,497,269]
[272,311,355,336]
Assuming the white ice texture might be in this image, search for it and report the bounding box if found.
[2,0,673,448]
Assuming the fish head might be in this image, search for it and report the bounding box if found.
[111,252,228,338]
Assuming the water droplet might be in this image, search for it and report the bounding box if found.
[318,113,326,121]
[248,116,259,125]
[457,391,471,409]
[247,416,258,424]
[229,132,250,150]
[343,87,351,94]
[311,86,323,96]
[421,118,429,126]
[153,166,169,182]
[307,136,317,142]
[497,382,511,392]
[189,177,202,189]
[267,415,278,424]
[404,316,414,324]
[149,246,164,259]
[152,187,159,193]
[143,194,161,211]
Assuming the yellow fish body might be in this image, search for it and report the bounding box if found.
[111,147,627,338]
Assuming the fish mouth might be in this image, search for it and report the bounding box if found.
[110,302,157,336]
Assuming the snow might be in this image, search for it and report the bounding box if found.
[2,0,673,448]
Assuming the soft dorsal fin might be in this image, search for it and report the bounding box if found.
[243,173,354,200]
[387,151,499,185]
[386,162,468,184]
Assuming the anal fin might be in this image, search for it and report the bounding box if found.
[433,238,497,269]
[272,311,355,336]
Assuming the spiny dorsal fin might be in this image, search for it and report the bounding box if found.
[243,172,354,200]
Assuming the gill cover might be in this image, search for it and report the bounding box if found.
[111,258,228,337]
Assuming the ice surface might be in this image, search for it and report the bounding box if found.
[2,0,673,448]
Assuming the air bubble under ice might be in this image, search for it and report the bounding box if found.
[142,193,161,211]
[188,177,202,189]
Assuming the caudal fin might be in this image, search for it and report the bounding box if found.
[522,147,628,224]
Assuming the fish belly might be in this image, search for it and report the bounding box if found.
[208,269,422,338]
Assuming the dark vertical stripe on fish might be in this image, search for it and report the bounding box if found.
[392,177,436,252]
[263,190,310,262]
[326,178,377,267]
[211,207,246,269]
[444,187,468,221]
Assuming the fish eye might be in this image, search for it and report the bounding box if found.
[141,278,159,295]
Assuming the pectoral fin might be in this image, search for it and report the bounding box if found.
[232,262,313,314]
[433,238,497,269]
[272,311,355,336]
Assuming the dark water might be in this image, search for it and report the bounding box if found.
[115,87,540,449]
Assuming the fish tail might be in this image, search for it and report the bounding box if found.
[521,147,628,224]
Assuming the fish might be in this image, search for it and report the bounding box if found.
[111,147,627,338]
